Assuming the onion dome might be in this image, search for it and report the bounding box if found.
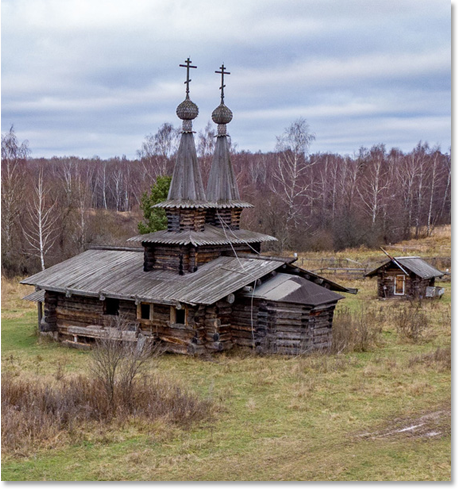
[212,103,233,125]
[176,96,199,121]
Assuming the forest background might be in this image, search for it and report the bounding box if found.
[1,119,451,276]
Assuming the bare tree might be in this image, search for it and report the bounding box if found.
[412,142,430,238]
[426,149,439,236]
[246,151,269,187]
[437,150,451,228]
[97,159,109,210]
[110,166,124,212]
[1,126,30,263]
[22,168,59,270]
[271,118,315,249]
[74,167,93,251]
[357,144,390,229]
[137,123,179,181]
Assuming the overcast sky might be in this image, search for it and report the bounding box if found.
[2,0,451,159]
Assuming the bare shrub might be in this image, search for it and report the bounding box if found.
[2,372,214,456]
[89,315,163,415]
[1,373,102,455]
[393,303,430,343]
[331,305,383,354]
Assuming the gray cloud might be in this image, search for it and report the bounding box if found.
[2,0,451,158]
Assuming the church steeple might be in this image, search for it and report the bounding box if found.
[129,60,276,273]
[206,64,252,229]
[154,58,208,231]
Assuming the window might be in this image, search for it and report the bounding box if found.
[137,303,153,321]
[104,298,119,315]
[170,306,186,325]
[141,303,150,320]
[176,309,186,324]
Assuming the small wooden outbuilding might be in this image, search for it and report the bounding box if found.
[365,256,445,299]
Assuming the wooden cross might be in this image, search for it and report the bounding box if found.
[179,57,197,96]
[215,63,230,104]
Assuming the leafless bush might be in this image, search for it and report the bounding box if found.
[331,305,383,353]
[88,315,161,415]
[1,373,103,455]
[2,371,214,456]
[393,303,430,342]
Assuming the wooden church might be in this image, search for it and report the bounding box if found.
[22,60,356,355]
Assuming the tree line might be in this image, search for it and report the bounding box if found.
[1,121,451,276]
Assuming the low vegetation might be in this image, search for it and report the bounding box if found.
[1,229,451,481]
[2,371,215,458]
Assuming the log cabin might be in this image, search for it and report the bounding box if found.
[365,255,445,300]
[21,60,356,355]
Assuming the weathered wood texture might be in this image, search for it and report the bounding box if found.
[231,297,335,355]
[144,243,253,274]
[47,292,233,355]
[376,268,435,299]
[166,209,206,232]
[42,291,58,332]
[205,208,243,230]
[41,291,335,355]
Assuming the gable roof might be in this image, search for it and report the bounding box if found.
[21,249,289,306]
[365,256,444,279]
[21,248,356,307]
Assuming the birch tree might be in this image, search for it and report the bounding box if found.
[271,118,315,249]
[23,169,59,270]
[357,144,389,229]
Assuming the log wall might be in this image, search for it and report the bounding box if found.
[376,269,435,299]
[42,291,335,356]
[144,243,253,273]
[205,208,243,229]
[231,297,335,354]
[166,209,206,232]
[42,291,58,332]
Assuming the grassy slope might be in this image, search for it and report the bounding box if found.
[1,229,451,481]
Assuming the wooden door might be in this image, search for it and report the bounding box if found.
[394,275,405,295]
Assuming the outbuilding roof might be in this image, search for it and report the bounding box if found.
[243,273,344,306]
[365,256,444,279]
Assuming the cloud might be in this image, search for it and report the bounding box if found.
[1,0,450,158]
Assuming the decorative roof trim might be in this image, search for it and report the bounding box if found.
[128,226,277,246]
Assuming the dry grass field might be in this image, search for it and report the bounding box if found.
[1,227,451,481]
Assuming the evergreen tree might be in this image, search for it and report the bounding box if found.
[138,175,172,233]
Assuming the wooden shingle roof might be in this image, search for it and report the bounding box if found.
[128,225,276,246]
[21,250,288,306]
[165,132,207,206]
